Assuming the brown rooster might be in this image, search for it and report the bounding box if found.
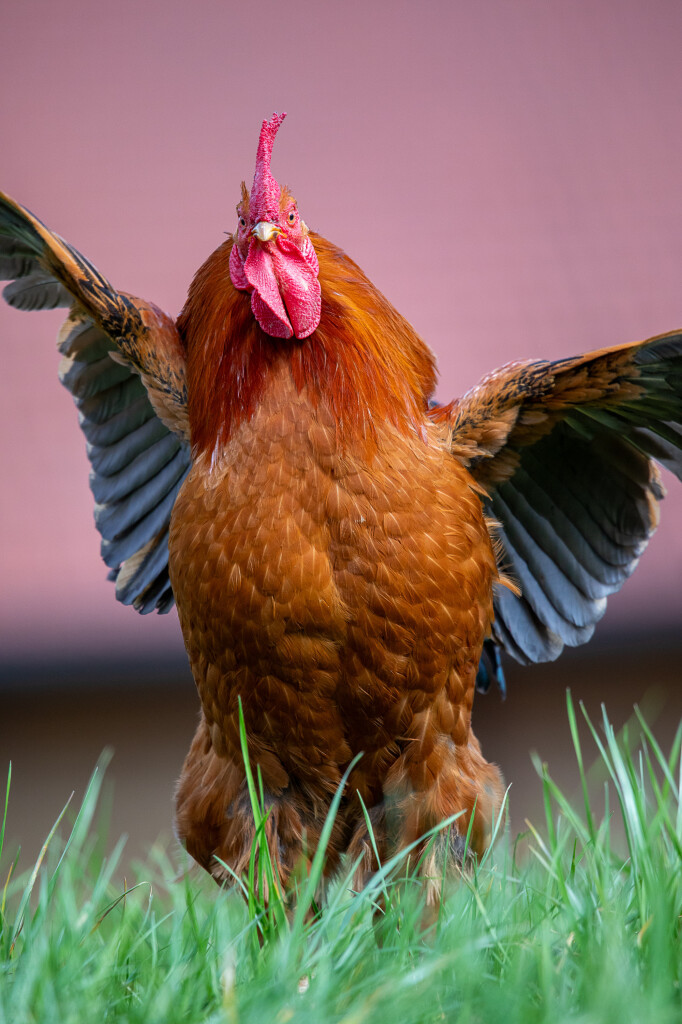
[1,113,681,896]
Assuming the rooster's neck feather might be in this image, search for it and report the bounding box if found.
[179,234,437,457]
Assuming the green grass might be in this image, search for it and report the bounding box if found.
[2,694,682,1023]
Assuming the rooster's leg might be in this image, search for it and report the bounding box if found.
[382,729,504,904]
[175,713,348,894]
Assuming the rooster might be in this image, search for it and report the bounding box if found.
[1,113,681,896]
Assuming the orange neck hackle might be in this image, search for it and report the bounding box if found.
[179,234,437,459]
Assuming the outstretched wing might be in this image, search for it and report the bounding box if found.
[433,332,682,664]
[0,191,191,614]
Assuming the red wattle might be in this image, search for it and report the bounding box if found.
[230,234,321,340]
[229,244,248,290]
[272,237,321,339]
[243,239,293,339]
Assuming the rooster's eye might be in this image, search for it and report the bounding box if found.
[288,210,296,224]
[239,217,246,228]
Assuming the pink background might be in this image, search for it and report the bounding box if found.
[1,0,681,661]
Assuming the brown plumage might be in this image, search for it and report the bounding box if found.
[172,227,506,886]
[1,113,681,899]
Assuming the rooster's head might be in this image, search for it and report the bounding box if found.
[229,112,321,340]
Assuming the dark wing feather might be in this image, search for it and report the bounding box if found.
[0,190,191,614]
[434,332,682,665]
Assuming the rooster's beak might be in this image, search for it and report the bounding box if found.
[251,221,282,242]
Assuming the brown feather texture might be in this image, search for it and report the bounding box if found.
[172,228,507,892]
[171,362,502,889]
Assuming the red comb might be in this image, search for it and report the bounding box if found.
[251,112,287,220]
